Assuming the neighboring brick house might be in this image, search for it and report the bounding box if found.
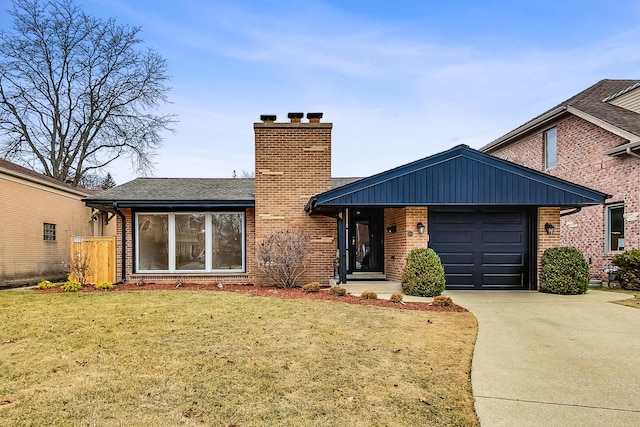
[481,79,640,281]
[85,113,608,290]
[0,159,115,286]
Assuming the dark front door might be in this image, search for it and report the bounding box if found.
[348,209,384,274]
[429,208,532,290]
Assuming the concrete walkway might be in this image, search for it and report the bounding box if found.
[447,290,640,427]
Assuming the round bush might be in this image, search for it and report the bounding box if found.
[540,247,589,295]
[401,248,445,297]
[612,249,640,290]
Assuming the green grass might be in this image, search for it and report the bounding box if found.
[598,287,640,309]
[0,289,478,426]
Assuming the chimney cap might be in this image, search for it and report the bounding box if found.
[260,114,277,122]
[287,112,304,119]
[306,112,323,119]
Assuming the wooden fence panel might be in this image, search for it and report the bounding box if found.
[70,236,116,284]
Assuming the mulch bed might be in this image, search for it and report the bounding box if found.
[34,282,467,312]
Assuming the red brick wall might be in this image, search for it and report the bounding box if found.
[491,115,640,279]
[384,207,428,281]
[254,120,336,286]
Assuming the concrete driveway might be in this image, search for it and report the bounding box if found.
[447,290,640,427]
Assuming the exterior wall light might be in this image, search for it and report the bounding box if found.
[387,225,397,234]
[417,222,426,234]
[545,223,555,235]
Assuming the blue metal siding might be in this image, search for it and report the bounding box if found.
[309,145,608,211]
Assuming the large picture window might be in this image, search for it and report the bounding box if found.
[607,204,624,252]
[136,212,245,273]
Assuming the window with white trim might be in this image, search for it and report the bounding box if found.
[544,127,557,169]
[136,212,245,273]
[607,204,624,252]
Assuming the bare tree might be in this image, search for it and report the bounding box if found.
[232,169,255,178]
[0,0,175,186]
[257,230,308,288]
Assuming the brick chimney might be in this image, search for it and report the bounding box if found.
[254,112,335,285]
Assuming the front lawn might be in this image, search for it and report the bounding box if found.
[0,289,478,426]
[598,287,640,309]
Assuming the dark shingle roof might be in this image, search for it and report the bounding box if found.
[482,79,640,152]
[565,79,640,136]
[85,178,255,203]
[84,177,364,208]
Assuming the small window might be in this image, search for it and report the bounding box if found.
[544,127,557,169]
[607,204,624,252]
[43,223,56,241]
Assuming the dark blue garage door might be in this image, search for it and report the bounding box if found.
[428,208,531,290]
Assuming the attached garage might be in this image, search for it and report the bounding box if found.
[306,144,609,290]
[429,208,533,290]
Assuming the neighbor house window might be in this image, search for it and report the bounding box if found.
[544,127,557,169]
[607,204,624,252]
[136,212,245,273]
[43,223,56,241]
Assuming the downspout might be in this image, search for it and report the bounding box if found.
[626,146,640,160]
[112,202,127,285]
[560,207,582,217]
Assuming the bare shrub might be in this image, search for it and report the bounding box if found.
[390,292,403,303]
[329,286,346,296]
[302,282,320,293]
[64,253,93,285]
[432,296,453,307]
[360,291,378,300]
[257,230,308,288]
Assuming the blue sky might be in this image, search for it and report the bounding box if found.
[2,0,640,184]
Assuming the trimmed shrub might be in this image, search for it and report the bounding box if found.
[62,280,82,292]
[302,282,320,293]
[540,247,589,295]
[360,290,378,300]
[95,281,114,291]
[389,292,403,303]
[37,280,56,289]
[401,248,446,297]
[612,249,640,290]
[432,295,453,307]
[329,286,346,296]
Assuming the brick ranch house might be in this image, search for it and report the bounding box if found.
[481,79,640,282]
[84,113,608,290]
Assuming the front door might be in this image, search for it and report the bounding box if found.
[348,209,384,273]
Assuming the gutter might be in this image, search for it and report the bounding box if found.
[626,146,640,160]
[560,207,582,217]
[481,106,567,152]
[112,202,127,285]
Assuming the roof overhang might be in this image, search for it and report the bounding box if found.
[482,105,640,157]
[84,199,255,211]
[0,165,90,197]
[481,106,567,153]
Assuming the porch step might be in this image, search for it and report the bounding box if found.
[341,281,402,296]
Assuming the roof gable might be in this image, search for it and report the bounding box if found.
[307,145,608,213]
[482,79,640,152]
